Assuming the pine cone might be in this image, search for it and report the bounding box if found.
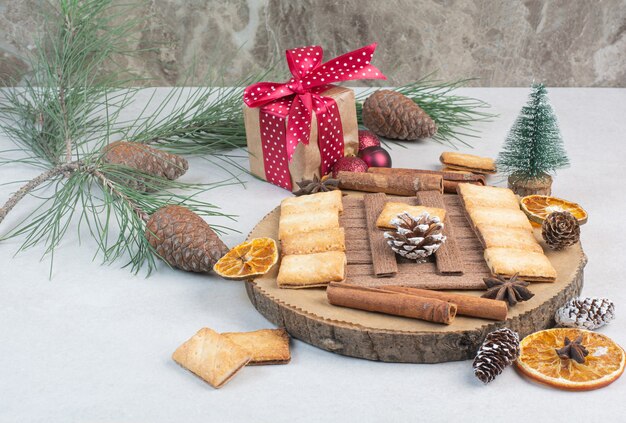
[542,211,580,249]
[473,328,520,384]
[555,297,615,330]
[145,205,229,273]
[362,90,437,140]
[102,141,188,192]
[383,212,446,261]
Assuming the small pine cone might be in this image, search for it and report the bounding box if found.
[362,90,437,140]
[383,212,446,262]
[145,205,229,273]
[473,328,520,384]
[542,211,580,249]
[555,297,615,330]
[102,141,188,191]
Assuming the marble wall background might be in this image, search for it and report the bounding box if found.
[1,0,625,87]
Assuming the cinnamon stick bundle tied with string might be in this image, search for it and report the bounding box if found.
[327,283,457,324]
[368,167,485,194]
[336,171,443,195]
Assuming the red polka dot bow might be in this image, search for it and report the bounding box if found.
[243,43,386,190]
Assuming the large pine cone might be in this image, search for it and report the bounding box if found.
[383,212,446,261]
[145,205,229,273]
[555,297,615,330]
[542,211,580,249]
[362,90,437,140]
[473,328,520,384]
[102,141,188,191]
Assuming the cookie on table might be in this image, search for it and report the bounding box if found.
[222,329,291,365]
[172,328,251,389]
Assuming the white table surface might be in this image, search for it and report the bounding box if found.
[1,88,625,423]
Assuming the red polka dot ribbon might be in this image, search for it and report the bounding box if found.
[244,43,386,190]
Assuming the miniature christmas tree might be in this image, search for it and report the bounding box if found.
[497,83,569,196]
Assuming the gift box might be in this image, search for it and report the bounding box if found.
[243,44,385,192]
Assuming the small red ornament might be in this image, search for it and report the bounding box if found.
[331,156,369,178]
[358,146,392,168]
[358,130,381,151]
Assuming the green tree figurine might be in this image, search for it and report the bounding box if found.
[497,83,569,196]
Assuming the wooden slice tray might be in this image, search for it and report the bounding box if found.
[245,194,587,363]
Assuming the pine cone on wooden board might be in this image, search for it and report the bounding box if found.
[145,205,229,273]
[555,297,615,330]
[383,212,446,262]
[102,141,188,191]
[541,210,580,249]
[362,90,437,140]
[473,328,520,384]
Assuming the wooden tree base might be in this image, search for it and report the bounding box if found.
[245,194,587,363]
[508,174,553,196]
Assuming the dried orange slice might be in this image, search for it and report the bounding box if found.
[520,195,588,225]
[516,328,625,391]
[213,237,278,280]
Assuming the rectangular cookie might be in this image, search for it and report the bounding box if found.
[476,224,543,254]
[281,227,345,255]
[280,190,343,215]
[277,251,347,288]
[172,328,251,389]
[457,183,519,210]
[222,329,291,365]
[467,207,533,231]
[440,152,496,174]
[484,247,557,282]
[278,209,340,239]
[376,202,446,229]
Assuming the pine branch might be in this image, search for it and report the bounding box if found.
[91,169,149,223]
[0,161,80,225]
[123,69,275,156]
[356,74,496,148]
[0,1,238,275]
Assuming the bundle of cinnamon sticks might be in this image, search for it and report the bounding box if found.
[327,283,507,325]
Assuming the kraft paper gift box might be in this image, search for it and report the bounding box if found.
[244,86,358,192]
[242,43,385,192]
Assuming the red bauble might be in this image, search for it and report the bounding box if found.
[358,130,381,151]
[331,156,369,178]
[358,146,392,168]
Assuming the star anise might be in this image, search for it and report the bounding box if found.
[555,336,589,364]
[481,273,534,306]
[293,175,339,196]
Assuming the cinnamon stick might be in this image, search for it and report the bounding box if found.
[368,167,485,194]
[337,171,443,195]
[382,286,507,321]
[327,282,457,324]
[363,193,397,277]
[415,190,464,275]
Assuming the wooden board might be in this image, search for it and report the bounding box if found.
[245,194,587,363]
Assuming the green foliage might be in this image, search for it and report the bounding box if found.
[497,83,569,179]
[356,74,496,148]
[0,0,143,166]
[0,0,237,275]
